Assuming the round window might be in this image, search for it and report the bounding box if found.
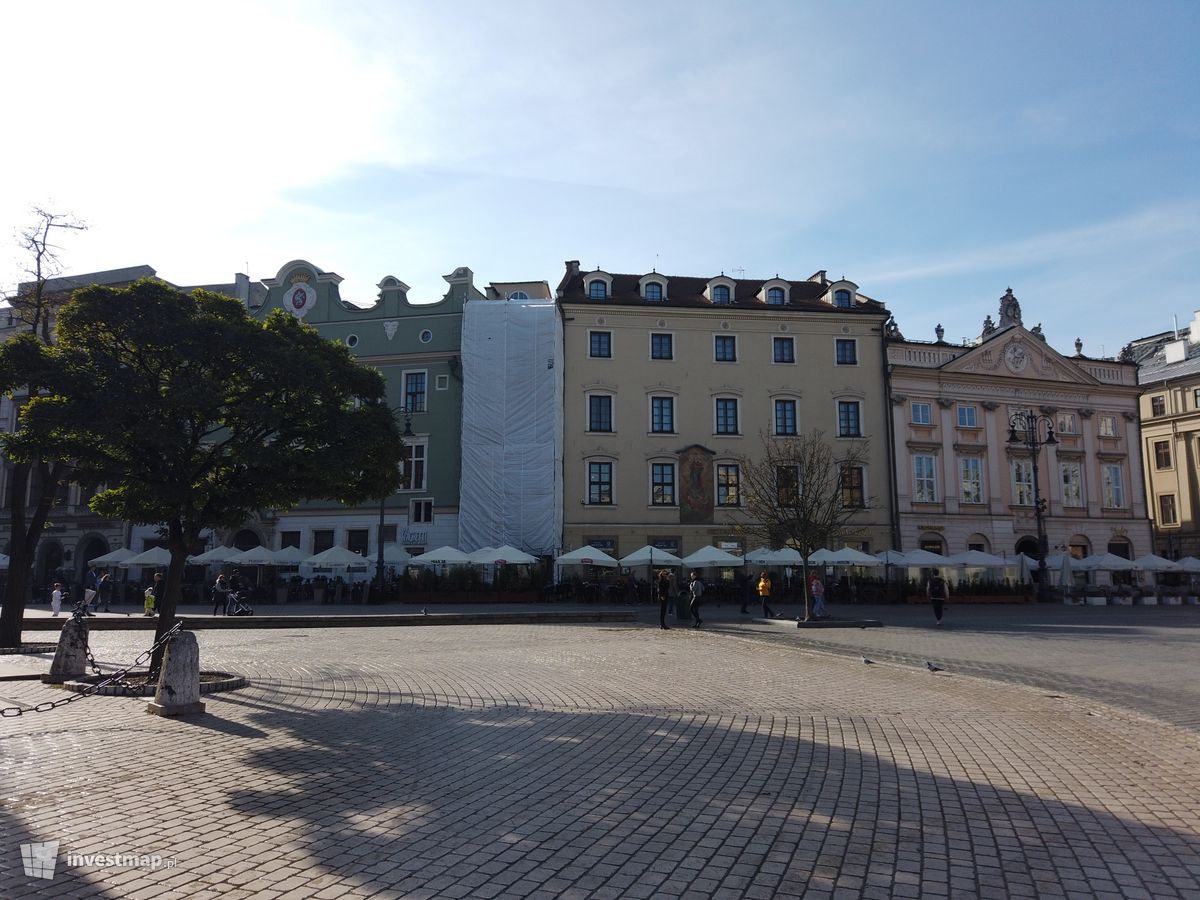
[419,329,433,343]
[345,334,359,348]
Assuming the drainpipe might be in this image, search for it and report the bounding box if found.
[882,330,902,550]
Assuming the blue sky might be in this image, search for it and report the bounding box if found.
[2,1,1197,357]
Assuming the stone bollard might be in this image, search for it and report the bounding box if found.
[42,617,90,684]
[146,630,205,717]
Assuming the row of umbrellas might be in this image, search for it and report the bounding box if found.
[87,543,541,570]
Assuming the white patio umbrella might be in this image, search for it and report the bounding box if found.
[762,547,805,565]
[875,549,912,565]
[227,545,279,567]
[89,547,136,566]
[188,545,240,565]
[619,545,684,567]
[1176,556,1200,573]
[304,546,371,568]
[0,553,8,569]
[380,544,411,566]
[408,546,475,567]
[945,549,1009,567]
[467,546,497,563]
[554,546,620,567]
[809,546,882,567]
[473,545,538,565]
[1016,553,1032,584]
[1133,554,1183,572]
[117,546,173,569]
[1077,552,1136,571]
[681,546,746,568]
[901,549,949,567]
[271,545,310,566]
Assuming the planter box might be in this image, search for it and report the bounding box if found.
[1187,596,1199,606]
[1109,596,1133,606]
[1135,595,1159,606]
[1161,595,1183,606]
[1085,596,1108,606]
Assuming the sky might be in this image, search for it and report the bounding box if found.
[1,0,1197,358]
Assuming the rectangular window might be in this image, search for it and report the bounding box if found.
[379,524,397,545]
[1102,464,1125,508]
[1060,460,1083,507]
[650,333,673,360]
[837,400,861,437]
[773,337,795,363]
[1151,395,1166,416]
[651,396,674,433]
[313,529,335,554]
[776,465,800,507]
[835,339,857,365]
[957,405,978,428]
[1099,415,1118,437]
[435,374,449,390]
[588,395,613,432]
[347,528,369,557]
[774,399,797,435]
[913,455,937,503]
[716,398,739,435]
[403,371,427,413]
[1013,459,1034,506]
[1056,412,1077,434]
[715,335,737,362]
[911,402,932,425]
[651,463,676,506]
[589,331,611,358]
[716,464,740,506]
[1159,494,1178,526]
[1154,440,1172,469]
[280,530,301,549]
[410,499,434,523]
[840,465,865,508]
[401,442,427,491]
[588,462,613,505]
[959,457,982,504]
[1195,389,1200,410]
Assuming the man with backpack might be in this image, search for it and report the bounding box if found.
[687,571,705,628]
[927,568,950,626]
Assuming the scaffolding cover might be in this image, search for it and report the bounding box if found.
[458,297,562,555]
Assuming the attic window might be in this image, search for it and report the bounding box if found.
[767,287,785,305]
[588,281,607,300]
[509,291,529,300]
[712,285,731,304]
[644,282,663,301]
[834,289,852,308]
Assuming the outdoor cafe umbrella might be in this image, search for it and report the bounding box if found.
[304,546,371,568]
[89,547,137,566]
[408,546,475,567]
[899,548,949,567]
[227,545,279,567]
[188,545,240,565]
[117,547,173,569]
[809,546,882,567]
[945,549,1009,568]
[554,545,620,567]
[619,545,684,567]
[380,544,411,566]
[1077,552,1136,572]
[1133,554,1183,572]
[680,546,745,568]
[1176,556,1200,573]
[473,545,538,566]
[744,547,775,564]
[760,547,804,565]
[271,545,310,566]
[875,549,912,565]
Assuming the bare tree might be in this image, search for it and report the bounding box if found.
[734,430,873,621]
[0,208,85,647]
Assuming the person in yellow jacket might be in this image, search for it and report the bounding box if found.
[757,571,780,618]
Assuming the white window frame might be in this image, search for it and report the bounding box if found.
[402,368,429,413]
[409,498,434,524]
[1013,459,1034,506]
[1056,412,1078,434]
[911,402,932,426]
[957,405,978,428]
[959,457,983,504]
[836,399,862,437]
[714,334,738,362]
[1060,460,1083,507]
[401,439,428,492]
[714,397,740,436]
[649,331,674,361]
[586,391,615,433]
[773,336,795,364]
[1098,415,1118,437]
[1159,493,1179,526]
[1102,464,1125,509]
[587,329,613,359]
[773,398,798,436]
[586,459,616,505]
[715,462,741,507]
[649,395,675,434]
[913,455,937,503]
[435,374,449,390]
[834,338,858,366]
[649,461,677,507]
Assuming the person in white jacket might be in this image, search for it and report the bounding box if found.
[50,582,64,616]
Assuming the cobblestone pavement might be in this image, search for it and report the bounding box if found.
[3,621,1200,898]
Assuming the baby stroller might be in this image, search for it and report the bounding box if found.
[227,590,254,616]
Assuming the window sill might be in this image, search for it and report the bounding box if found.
[712,433,743,438]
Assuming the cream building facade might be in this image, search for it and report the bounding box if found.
[557,261,895,559]
[887,290,1151,561]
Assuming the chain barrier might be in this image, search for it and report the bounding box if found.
[0,622,183,718]
[70,603,105,676]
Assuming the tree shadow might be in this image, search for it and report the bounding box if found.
[214,688,1200,897]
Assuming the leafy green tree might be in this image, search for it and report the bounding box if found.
[734,430,873,620]
[5,278,403,663]
[0,209,85,648]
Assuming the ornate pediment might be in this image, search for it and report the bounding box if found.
[940,328,1101,386]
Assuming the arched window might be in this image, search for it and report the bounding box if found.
[644,282,662,301]
[834,289,852,308]
[588,280,607,300]
[508,290,529,300]
[767,287,785,305]
[712,285,731,304]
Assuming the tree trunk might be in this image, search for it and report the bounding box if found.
[799,560,812,622]
[150,518,193,674]
[0,460,66,648]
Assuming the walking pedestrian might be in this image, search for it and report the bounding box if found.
[757,571,780,618]
[687,571,705,628]
[98,572,113,612]
[926,567,949,626]
[84,566,101,611]
[809,572,829,619]
[50,582,63,616]
[656,569,672,630]
[212,574,230,615]
[738,571,753,614]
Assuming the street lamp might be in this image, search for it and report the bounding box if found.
[1007,409,1057,601]
[376,406,414,599]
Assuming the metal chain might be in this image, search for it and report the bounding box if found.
[70,603,104,676]
[0,622,183,718]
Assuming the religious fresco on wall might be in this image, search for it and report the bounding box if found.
[679,444,715,525]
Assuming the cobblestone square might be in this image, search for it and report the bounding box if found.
[3,614,1200,898]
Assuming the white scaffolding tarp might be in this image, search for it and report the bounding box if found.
[458,296,562,555]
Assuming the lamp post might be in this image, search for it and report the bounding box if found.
[1007,409,1057,601]
[376,406,414,599]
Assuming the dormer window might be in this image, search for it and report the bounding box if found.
[834,289,852,308]
[508,290,529,300]
[588,281,607,300]
[713,285,731,304]
[767,287,785,305]
[644,282,662,301]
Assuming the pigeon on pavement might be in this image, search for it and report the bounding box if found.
[862,655,875,665]
[925,660,944,673]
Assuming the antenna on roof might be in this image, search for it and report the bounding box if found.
[733,267,745,279]
[655,252,659,273]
